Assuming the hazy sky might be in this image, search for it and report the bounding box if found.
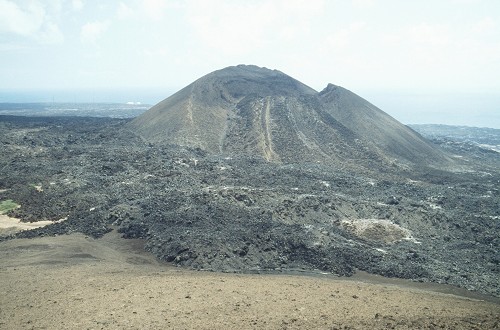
[1,0,499,127]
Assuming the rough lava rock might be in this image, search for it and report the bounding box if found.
[0,66,499,297]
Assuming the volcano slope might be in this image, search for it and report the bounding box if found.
[129,65,449,167]
[0,66,499,297]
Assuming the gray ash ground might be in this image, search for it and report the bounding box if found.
[1,115,499,297]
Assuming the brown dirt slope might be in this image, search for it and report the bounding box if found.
[1,230,498,330]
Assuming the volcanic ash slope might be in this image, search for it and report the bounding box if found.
[129,64,450,168]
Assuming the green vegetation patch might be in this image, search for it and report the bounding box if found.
[0,200,20,214]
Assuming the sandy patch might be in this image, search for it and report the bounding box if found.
[0,230,498,329]
[0,214,67,236]
[340,218,419,244]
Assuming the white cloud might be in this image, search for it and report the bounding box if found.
[117,0,184,21]
[352,0,375,9]
[186,1,269,54]
[322,22,367,50]
[143,47,169,57]
[185,0,325,55]
[409,22,450,46]
[81,21,110,44]
[72,0,84,11]
[0,0,45,35]
[471,17,496,34]
[142,0,168,20]
[117,2,134,19]
[38,20,64,44]
[0,0,64,44]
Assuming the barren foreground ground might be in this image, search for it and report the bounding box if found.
[0,230,498,330]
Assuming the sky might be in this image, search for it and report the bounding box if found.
[0,0,499,127]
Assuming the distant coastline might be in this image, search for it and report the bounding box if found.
[0,102,150,119]
[0,88,174,105]
[1,89,498,128]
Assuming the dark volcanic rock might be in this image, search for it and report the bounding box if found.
[0,69,499,298]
